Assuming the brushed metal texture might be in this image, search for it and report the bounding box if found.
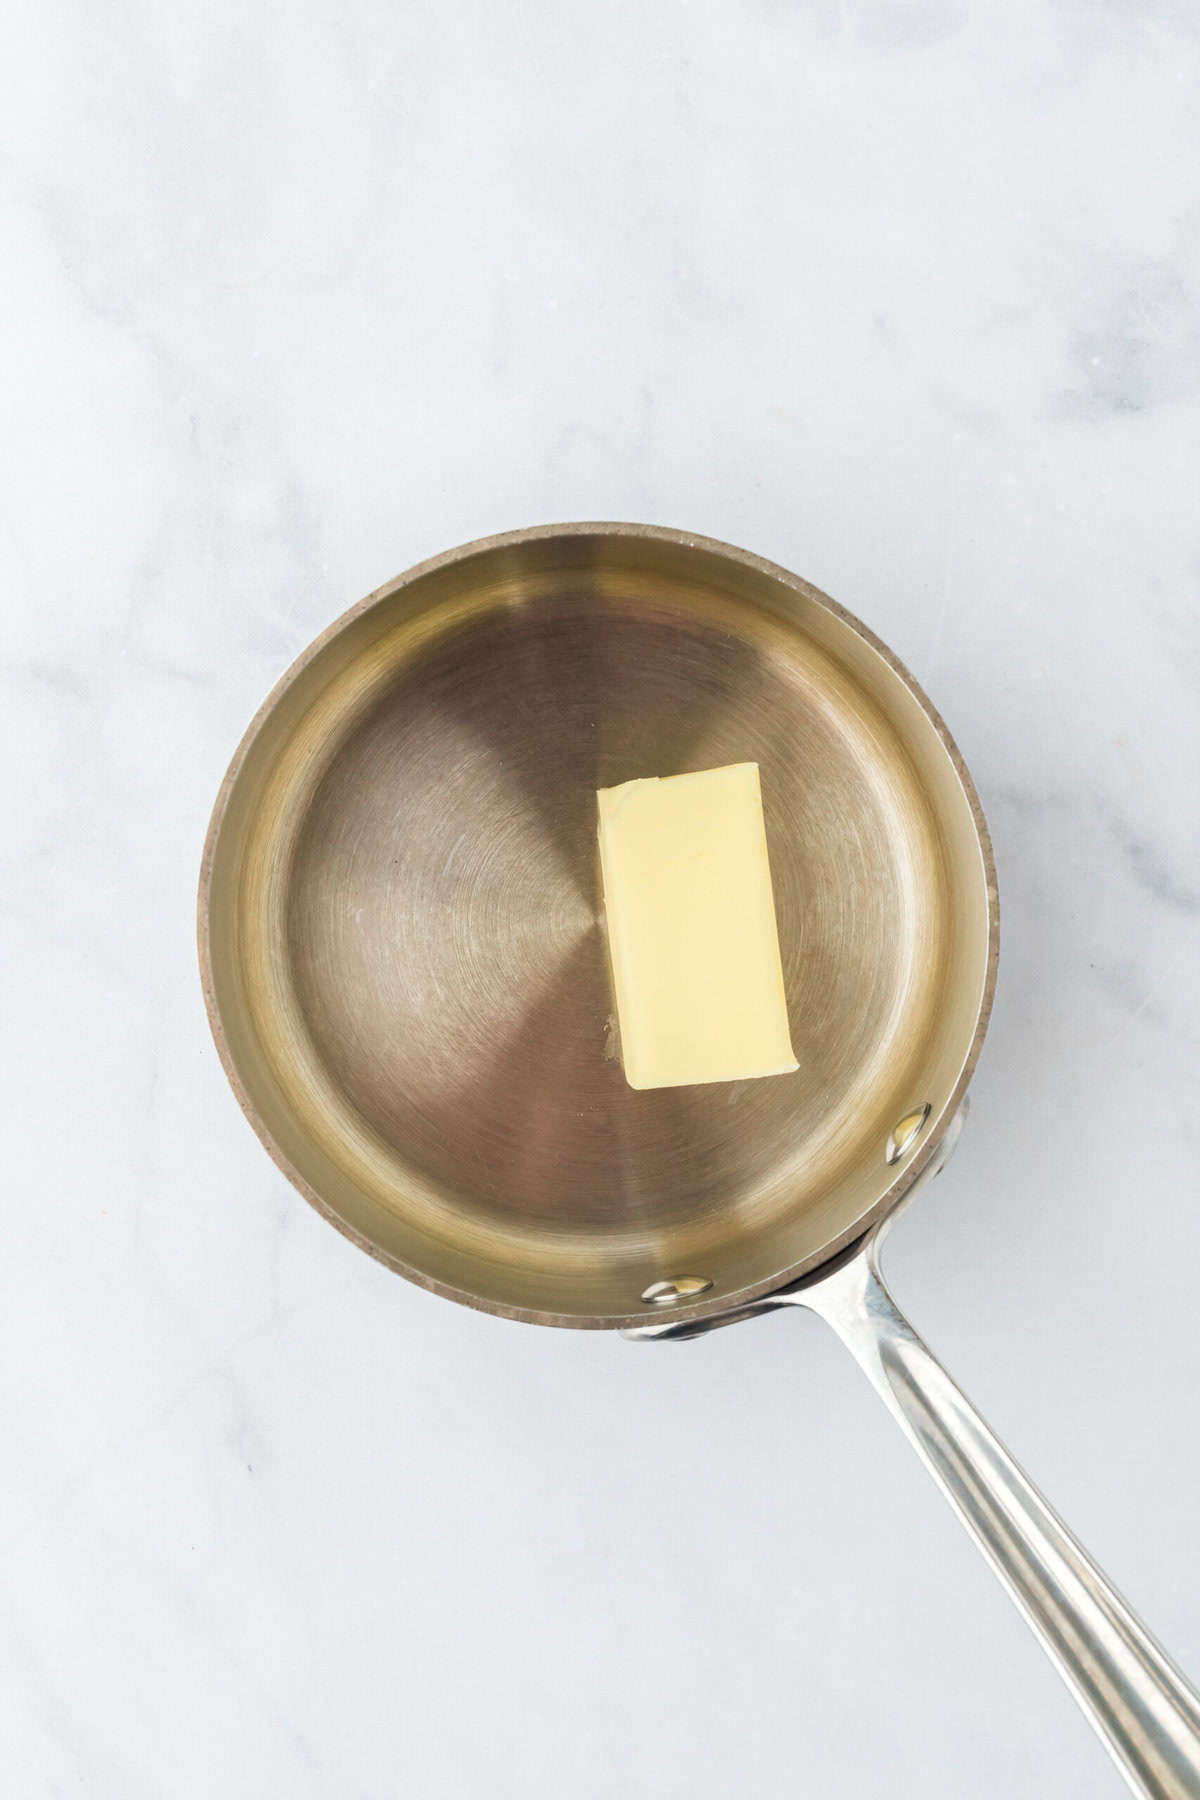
[198,524,997,1328]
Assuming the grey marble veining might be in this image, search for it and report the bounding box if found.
[2,3,1199,1797]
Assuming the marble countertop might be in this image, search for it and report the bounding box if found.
[4,3,1199,1795]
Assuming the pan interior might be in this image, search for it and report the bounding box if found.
[203,531,993,1325]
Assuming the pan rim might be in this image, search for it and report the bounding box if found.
[197,521,999,1330]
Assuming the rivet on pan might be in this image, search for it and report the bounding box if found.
[641,1276,714,1306]
[886,1103,932,1166]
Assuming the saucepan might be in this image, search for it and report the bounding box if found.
[199,524,1200,1796]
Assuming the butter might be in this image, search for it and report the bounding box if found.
[597,762,798,1090]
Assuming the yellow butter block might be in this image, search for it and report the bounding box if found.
[597,763,798,1090]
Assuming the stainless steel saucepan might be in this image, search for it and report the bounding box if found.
[199,524,1200,1796]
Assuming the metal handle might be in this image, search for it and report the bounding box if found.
[788,1246,1200,1799]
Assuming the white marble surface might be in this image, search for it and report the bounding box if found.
[4,3,1200,1795]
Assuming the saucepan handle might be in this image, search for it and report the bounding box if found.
[796,1248,1200,1800]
